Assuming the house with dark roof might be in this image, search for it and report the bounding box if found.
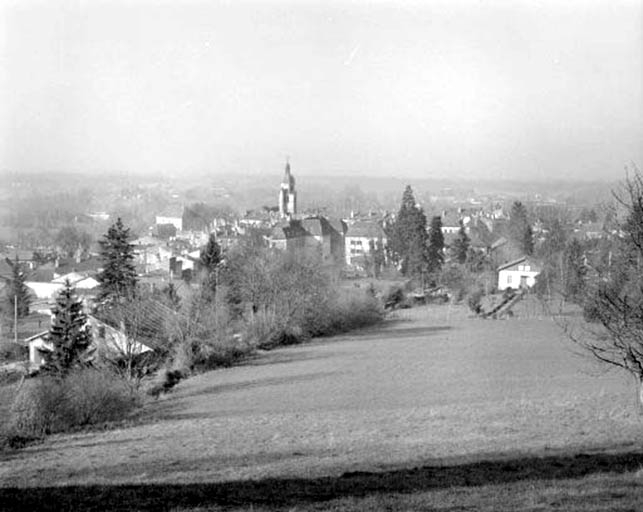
[268,216,346,264]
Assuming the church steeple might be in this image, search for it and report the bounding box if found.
[279,158,297,218]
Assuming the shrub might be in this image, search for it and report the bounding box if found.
[326,290,384,334]
[9,368,138,436]
[168,291,253,372]
[0,341,27,363]
[383,286,405,310]
[146,368,185,398]
[243,307,305,349]
[467,287,485,315]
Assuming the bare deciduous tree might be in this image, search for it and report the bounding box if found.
[561,166,643,411]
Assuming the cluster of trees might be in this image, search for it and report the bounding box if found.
[387,186,446,282]
[40,214,383,388]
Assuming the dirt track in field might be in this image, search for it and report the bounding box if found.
[1,302,640,488]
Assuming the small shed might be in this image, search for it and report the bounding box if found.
[497,256,541,291]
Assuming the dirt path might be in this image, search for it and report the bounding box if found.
[1,304,640,488]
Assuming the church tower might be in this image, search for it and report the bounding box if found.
[279,159,297,218]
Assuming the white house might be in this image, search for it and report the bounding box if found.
[497,256,541,291]
[344,221,387,266]
[52,272,100,290]
[25,316,153,368]
[27,272,100,300]
[156,206,184,232]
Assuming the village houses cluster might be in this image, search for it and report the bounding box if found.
[1,161,612,369]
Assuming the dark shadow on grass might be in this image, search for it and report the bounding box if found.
[336,325,452,340]
[144,371,343,420]
[238,349,341,368]
[3,450,643,511]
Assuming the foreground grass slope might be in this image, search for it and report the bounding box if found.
[1,299,642,510]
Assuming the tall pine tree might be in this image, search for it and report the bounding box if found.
[3,257,31,318]
[509,201,534,255]
[43,279,92,375]
[388,186,429,277]
[563,239,587,302]
[97,218,138,304]
[450,220,470,264]
[427,216,445,274]
[199,233,222,297]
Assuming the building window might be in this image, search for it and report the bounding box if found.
[507,274,512,285]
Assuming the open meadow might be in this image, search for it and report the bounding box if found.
[1,298,642,510]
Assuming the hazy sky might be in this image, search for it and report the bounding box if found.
[1,0,641,180]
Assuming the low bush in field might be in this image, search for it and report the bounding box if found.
[241,287,383,347]
[7,368,138,437]
[383,286,406,309]
[326,290,384,334]
[467,287,485,315]
[0,341,27,362]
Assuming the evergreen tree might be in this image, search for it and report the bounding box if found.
[371,238,385,279]
[388,186,429,277]
[450,220,470,264]
[563,239,586,302]
[43,279,92,375]
[97,218,138,304]
[427,216,445,274]
[200,233,222,297]
[3,257,31,318]
[509,201,534,255]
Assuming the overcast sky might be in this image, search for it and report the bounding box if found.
[0,0,641,181]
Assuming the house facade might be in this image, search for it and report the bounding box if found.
[344,221,387,266]
[268,216,346,264]
[497,256,541,291]
[155,205,184,232]
[25,315,153,368]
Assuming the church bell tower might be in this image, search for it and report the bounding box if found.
[279,159,297,218]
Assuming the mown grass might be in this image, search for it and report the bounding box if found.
[2,301,642,510]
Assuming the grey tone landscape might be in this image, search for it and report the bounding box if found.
[1,1,643,511]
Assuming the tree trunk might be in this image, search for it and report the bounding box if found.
[638,375,643,414]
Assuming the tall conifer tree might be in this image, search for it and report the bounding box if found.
[427,216,445,274]
[200,233,222,297]
[3,257,31,318]
[97,218,138,304]
[43,279,92,375]
[509,201,534,255]
[450,220,470,264]
[563,239,587,302]
[388,186,429,277]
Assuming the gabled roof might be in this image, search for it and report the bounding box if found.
[28,265,56,283]
[346,221,385,239]
[497,256,541,272]
[55,256,102,275]
[300,218,325,236]
[157,205,184,218]
[270,224,289,240]
[52,272,86,285]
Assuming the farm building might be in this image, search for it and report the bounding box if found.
[497,256,541,291]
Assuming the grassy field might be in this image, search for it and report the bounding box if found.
[1,297,642,510]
